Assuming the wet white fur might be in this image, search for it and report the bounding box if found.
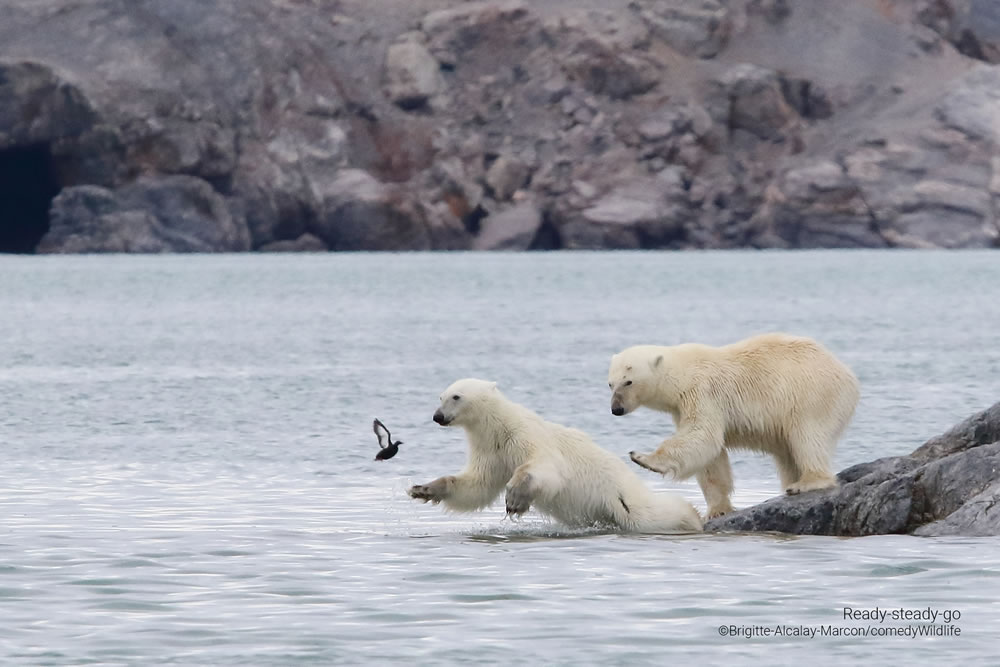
[417,379,702,533]
[608,333,859,518]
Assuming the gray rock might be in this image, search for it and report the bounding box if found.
[706,402,1000,536]
[40,175,250,253]
[425,201,473,250]
[571,180,597,200]
[582,188,662,226]
[891,209,996,249]
[547,10,651,53]
[3,0,1000,254]
[779,75,833,120]
[559,219,641,250]
[257,233,327,253]
[633,104,716,170]
[919,0,1000,63]
[485,155,531,201]
[640,0,731,59]
[384,41,444,110]
[0,60,120,187]
[422,0,533,66]
[0,0,358,251]
[562,39,659,100]
[914,483,1000,536]
[935,64,1000,143]
[311,169,430,251]
[718,64,799,141]
[232,141,310,249]
[472,200,543,250]
[432,157,485,212]
[906,179,993,217]
[560,176,687,249]
[0,60,98,149]
[748,0,791,24]
[234,121,349,248]
[753,160,888,248]
[751,86,1000,251]
[541,77,571,104]
[638,119,676,143]
[41,187,167,253]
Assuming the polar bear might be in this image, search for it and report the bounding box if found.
[408,379,702,533]
[608,333,859,518]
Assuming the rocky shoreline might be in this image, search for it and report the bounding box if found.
[2,0,1000,253]
[705,401,1000,537]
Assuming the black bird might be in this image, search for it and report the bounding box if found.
[373,418,402,461]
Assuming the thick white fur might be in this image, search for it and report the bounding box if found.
[409,379,702,533]
[608,333,860,518]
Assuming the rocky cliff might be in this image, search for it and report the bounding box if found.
[1,0,999,253]
[705,401,1000,537]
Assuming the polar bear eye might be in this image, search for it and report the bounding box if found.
[452,395,461,401]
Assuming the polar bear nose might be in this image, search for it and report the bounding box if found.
[611,406,625,416]
[433,410,449,425]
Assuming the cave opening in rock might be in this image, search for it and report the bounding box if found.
[528,213,562,250]
[0,143,61,253]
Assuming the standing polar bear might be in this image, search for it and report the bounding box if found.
[608,333,859,518]
[409,379,702,533]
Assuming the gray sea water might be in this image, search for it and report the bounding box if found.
[1,250,999,666]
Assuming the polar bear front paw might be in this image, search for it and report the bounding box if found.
[629,450,656,471]
[505,476,533,517]
[408,476,453,504]
[629,451,677,477]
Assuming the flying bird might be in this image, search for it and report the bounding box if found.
[373,418,402,461]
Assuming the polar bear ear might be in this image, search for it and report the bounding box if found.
[489,381,498,391]
[650,355,664,369]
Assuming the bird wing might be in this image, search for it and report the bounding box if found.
[373,418,391,449]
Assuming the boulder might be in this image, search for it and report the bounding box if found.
[40,175,250,253]
[422,1,534,67]
[717,64,800,141]
[384,41,444,110]
[639,0,731,58]
[919,0,1000,63]
[706,402,1000,536]
[558,173,689,249]
[257,233,327,252]
[472,200,544,250]
[934,64,1000,144]
[752,160,888,248]
[311,169,430,251]
[485,155,531,201]
[562,38,659,100]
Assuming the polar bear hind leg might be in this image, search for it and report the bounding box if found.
[783,424,839,495]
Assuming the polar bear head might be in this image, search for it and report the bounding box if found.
[433,378,498,427]
[607,346,666,416]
